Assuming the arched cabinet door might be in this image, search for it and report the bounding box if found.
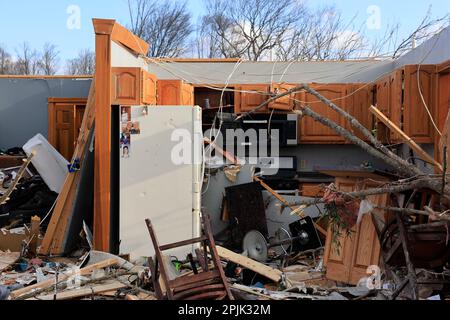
[157,79,194,106]
[111,67,157,106]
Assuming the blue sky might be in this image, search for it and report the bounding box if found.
[0,0,449,67]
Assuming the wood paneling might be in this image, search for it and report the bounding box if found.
[300,84,348,143]
[234,85,271,113]
[404,65,436,143]
[270,83,296,111]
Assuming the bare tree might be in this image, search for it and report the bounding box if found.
[128,0,193,57]
[0,45,13,74]
[38,43,59,75]
[14,42,39,75]
[274,6,366,61]
[199,0,302,61]
[65,49,95,75]
[197,1,450,61]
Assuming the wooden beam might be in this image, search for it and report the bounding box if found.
[33,281,126,301]
[40,84,96,255]
[254,176,327,236]
[216,246,282,283]
[10,258,119,299]
[370,105,443,172]
[93,19,113,252]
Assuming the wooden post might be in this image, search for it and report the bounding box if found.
[93,19,114,252]
[29,216,41,255]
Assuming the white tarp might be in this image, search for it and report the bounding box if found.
[23,134,69,193]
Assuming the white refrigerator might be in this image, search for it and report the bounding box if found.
[119,106,203,260]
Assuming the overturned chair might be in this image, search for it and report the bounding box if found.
[145,214,234,300]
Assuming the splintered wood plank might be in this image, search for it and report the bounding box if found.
[34,281,126,301]
[216,246,282,283]
[370,105,443,172]
[40,83,95,255]
[0,251,20,272]
[10,258,118,299]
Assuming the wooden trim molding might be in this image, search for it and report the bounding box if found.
[48,97,88,104]
[438,59,450,74]
[93,18,149,56]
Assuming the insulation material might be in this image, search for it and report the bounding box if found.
[23,134,69,193]
[120,106,203,260]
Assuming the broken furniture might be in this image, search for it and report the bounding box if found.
[225,182,268,248]
[373,209,450,300]
[146,214,233,300]
[321,169,391,285]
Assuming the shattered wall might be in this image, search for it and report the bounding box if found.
[0,78,92,149]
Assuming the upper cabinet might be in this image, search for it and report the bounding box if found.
[157,79,194,106]
[375,70,402,142]
[234,85,271,113]
[300,84,348,143]
[403,65,436,143]
[111,67,157,106]
[346,84,373,141]
[269,83,296,111]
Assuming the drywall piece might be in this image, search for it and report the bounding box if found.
[120,106,203,260]
[23,134,69,193]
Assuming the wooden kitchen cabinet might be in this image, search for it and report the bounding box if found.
[346,84,373,141]
[375,70,403,142]
[323,174,390,285]
[234,85,271,113]
[111,67,157,106]
[403,65,437,143]
[157,79,194,106]
[300,84,348,143]
[269,83,296,111]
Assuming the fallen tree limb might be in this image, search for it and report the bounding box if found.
[296,107,421,178]
[302,85,422,176]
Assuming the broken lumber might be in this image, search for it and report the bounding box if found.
[254,176,327,236]
[33,281,126,300]
[10,258,118,299]
[40,83,96,255]
[204,137,240,165]
[216,246,282,283]
[370,105,443,172]
[0,251,20,272]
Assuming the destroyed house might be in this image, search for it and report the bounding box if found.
[1,19,450,301]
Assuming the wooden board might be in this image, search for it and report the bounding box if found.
[216,246,282,283]
[33,281,126,301]
[0,251,20,272]
[40,84,95,255]
[370,105,443,172]
[10,258,119,299]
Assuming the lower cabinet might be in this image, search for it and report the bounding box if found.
[323,175,390,285]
